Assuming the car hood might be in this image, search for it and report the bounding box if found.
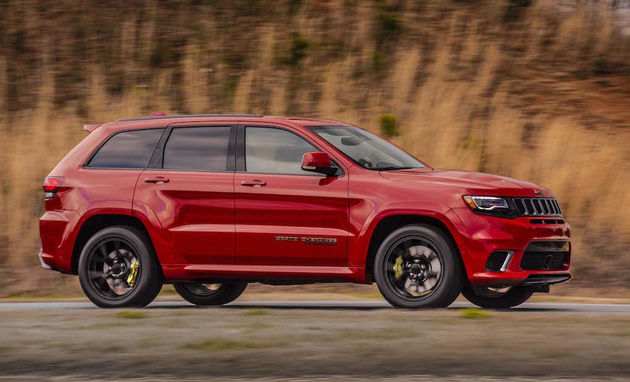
[379,168,552,197]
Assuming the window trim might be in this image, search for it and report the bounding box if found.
[236,124,345,177]
[147,124,237,174]
[83,127,167,170]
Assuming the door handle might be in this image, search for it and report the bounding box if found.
[144,176,169,184]
[241,179,267,187]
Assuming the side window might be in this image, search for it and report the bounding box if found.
[87,129,163,169]
[245,127,318,175]
[163,126,231,171]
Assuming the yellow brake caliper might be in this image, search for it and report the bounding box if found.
[126,262,139,286]
[393,256,404,279]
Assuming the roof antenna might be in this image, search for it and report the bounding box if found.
[150,111,167,117]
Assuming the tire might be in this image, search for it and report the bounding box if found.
[78,226,163,308]
[173,281,247,306]
[374,224,464,309]
[461,285,533,309]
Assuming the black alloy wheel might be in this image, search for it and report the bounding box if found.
[374,224,464,309]
[384,236,443,299]
[78,226,162,308]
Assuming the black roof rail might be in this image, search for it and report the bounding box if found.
[116,114,263,122]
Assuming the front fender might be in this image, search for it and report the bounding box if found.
[348,206,464,270]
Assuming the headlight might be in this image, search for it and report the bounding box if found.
[463,196,509,211]
[462,195,518,218]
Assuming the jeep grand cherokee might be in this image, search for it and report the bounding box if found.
[39,114,571,308]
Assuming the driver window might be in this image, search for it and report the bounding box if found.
[245,127,317,175]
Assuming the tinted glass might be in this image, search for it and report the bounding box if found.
[245,127,317,175]
[163,126,231,171]
[88,129,163,169]
[308,125,425,170]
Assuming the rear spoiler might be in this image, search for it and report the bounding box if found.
[83,124,103,133]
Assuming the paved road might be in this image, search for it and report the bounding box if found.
[1,300,630,314]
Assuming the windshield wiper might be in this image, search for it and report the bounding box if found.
[377,166,417,171]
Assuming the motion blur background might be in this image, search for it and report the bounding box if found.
[0,0,629,297]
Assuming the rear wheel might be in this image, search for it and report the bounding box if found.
[461,285,533,309]
[173,281,247,306]
[78,226,163,308]
[374,224,464,309]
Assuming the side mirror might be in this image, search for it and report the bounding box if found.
[301,152,337,176]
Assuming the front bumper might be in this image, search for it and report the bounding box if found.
[449,207,572,287]
[38,250,53,270]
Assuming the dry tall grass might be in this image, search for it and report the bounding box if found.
[1,0,629,295]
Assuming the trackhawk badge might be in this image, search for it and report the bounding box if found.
[275,236,337,245]
[534,189,543,195]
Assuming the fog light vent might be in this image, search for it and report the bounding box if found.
[485,250,514,272]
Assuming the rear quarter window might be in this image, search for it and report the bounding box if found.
[86,129,163,169]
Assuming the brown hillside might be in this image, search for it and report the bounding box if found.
[0,0,629,295]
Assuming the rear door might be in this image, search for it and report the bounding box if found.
[234,124,349,266]
[133,123,237,265]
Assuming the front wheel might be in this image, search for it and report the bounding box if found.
[461,285,533,309]
[374,224,464,309]
[173,281,247,306]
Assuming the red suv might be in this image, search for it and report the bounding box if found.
[39,114,571,308]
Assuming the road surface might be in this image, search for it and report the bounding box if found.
[1,299,630,379]
[1,300,630,314]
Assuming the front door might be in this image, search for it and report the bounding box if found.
[133,124,236,265]
[234,125,349,266]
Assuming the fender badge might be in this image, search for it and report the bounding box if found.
[275,236,337,245]
[275,236,299,242]
[301,237,337,245]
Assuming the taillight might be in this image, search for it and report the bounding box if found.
[43,177,64,199]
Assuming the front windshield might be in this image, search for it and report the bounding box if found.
[307,125,426,171]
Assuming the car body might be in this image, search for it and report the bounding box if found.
[39,114,571,308]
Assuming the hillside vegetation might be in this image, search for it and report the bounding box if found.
[1,0,629,295]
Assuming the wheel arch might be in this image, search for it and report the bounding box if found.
[70,214,159,275]
[365,214,467,281]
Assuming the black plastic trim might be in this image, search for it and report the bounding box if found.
[236,124,245,172]
[520,241,571,271]
[147,127,171,169]
[116,114,262,122]
[520,273,572,285]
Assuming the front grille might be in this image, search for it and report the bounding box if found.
[512,197,562,217]
[529,218,565,225]
[520,241,570,271]
[521,252,566,270]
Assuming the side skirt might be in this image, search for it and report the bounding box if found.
[161,264,368,283]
